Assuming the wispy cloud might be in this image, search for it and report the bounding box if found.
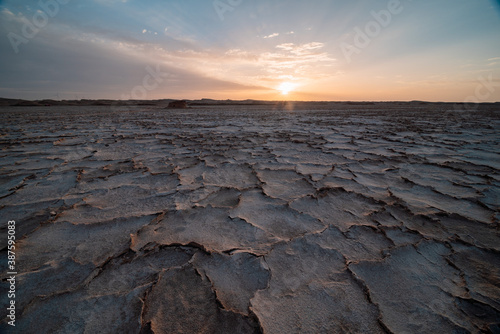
[276,42,326,55]
[263,33,279,39]
[213,42,337,89]
[84,34,337,90]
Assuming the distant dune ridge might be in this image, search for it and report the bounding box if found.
[0,104,499,333]
[1,97,499,107]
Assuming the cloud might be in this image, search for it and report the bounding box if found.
[210,41,336,89]
[1,8,15,17]
[263,33,279,39]
[276,42,325,55]
[0,1,336,99]
[0,24,268,100]
[0,7,27,25]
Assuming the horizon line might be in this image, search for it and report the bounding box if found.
[1,97,499,104]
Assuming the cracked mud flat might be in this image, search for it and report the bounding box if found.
[0,103,499,333]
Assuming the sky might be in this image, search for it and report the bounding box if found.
[0,0,499,101]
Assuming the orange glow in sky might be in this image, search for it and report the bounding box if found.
[0,1,499,101]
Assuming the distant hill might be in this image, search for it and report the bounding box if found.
[0,97,498,107]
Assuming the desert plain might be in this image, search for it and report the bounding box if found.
[0,102,499,333]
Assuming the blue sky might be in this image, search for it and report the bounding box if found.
[0,0,499,101]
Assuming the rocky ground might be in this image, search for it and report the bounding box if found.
[0,103,499,333]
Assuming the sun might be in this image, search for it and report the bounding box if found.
[278,82,296,95]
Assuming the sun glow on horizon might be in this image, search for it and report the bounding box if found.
[278,82,297,95]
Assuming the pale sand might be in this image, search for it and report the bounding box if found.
[0,103,499,333]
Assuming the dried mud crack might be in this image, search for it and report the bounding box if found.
[0,103,499,333]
